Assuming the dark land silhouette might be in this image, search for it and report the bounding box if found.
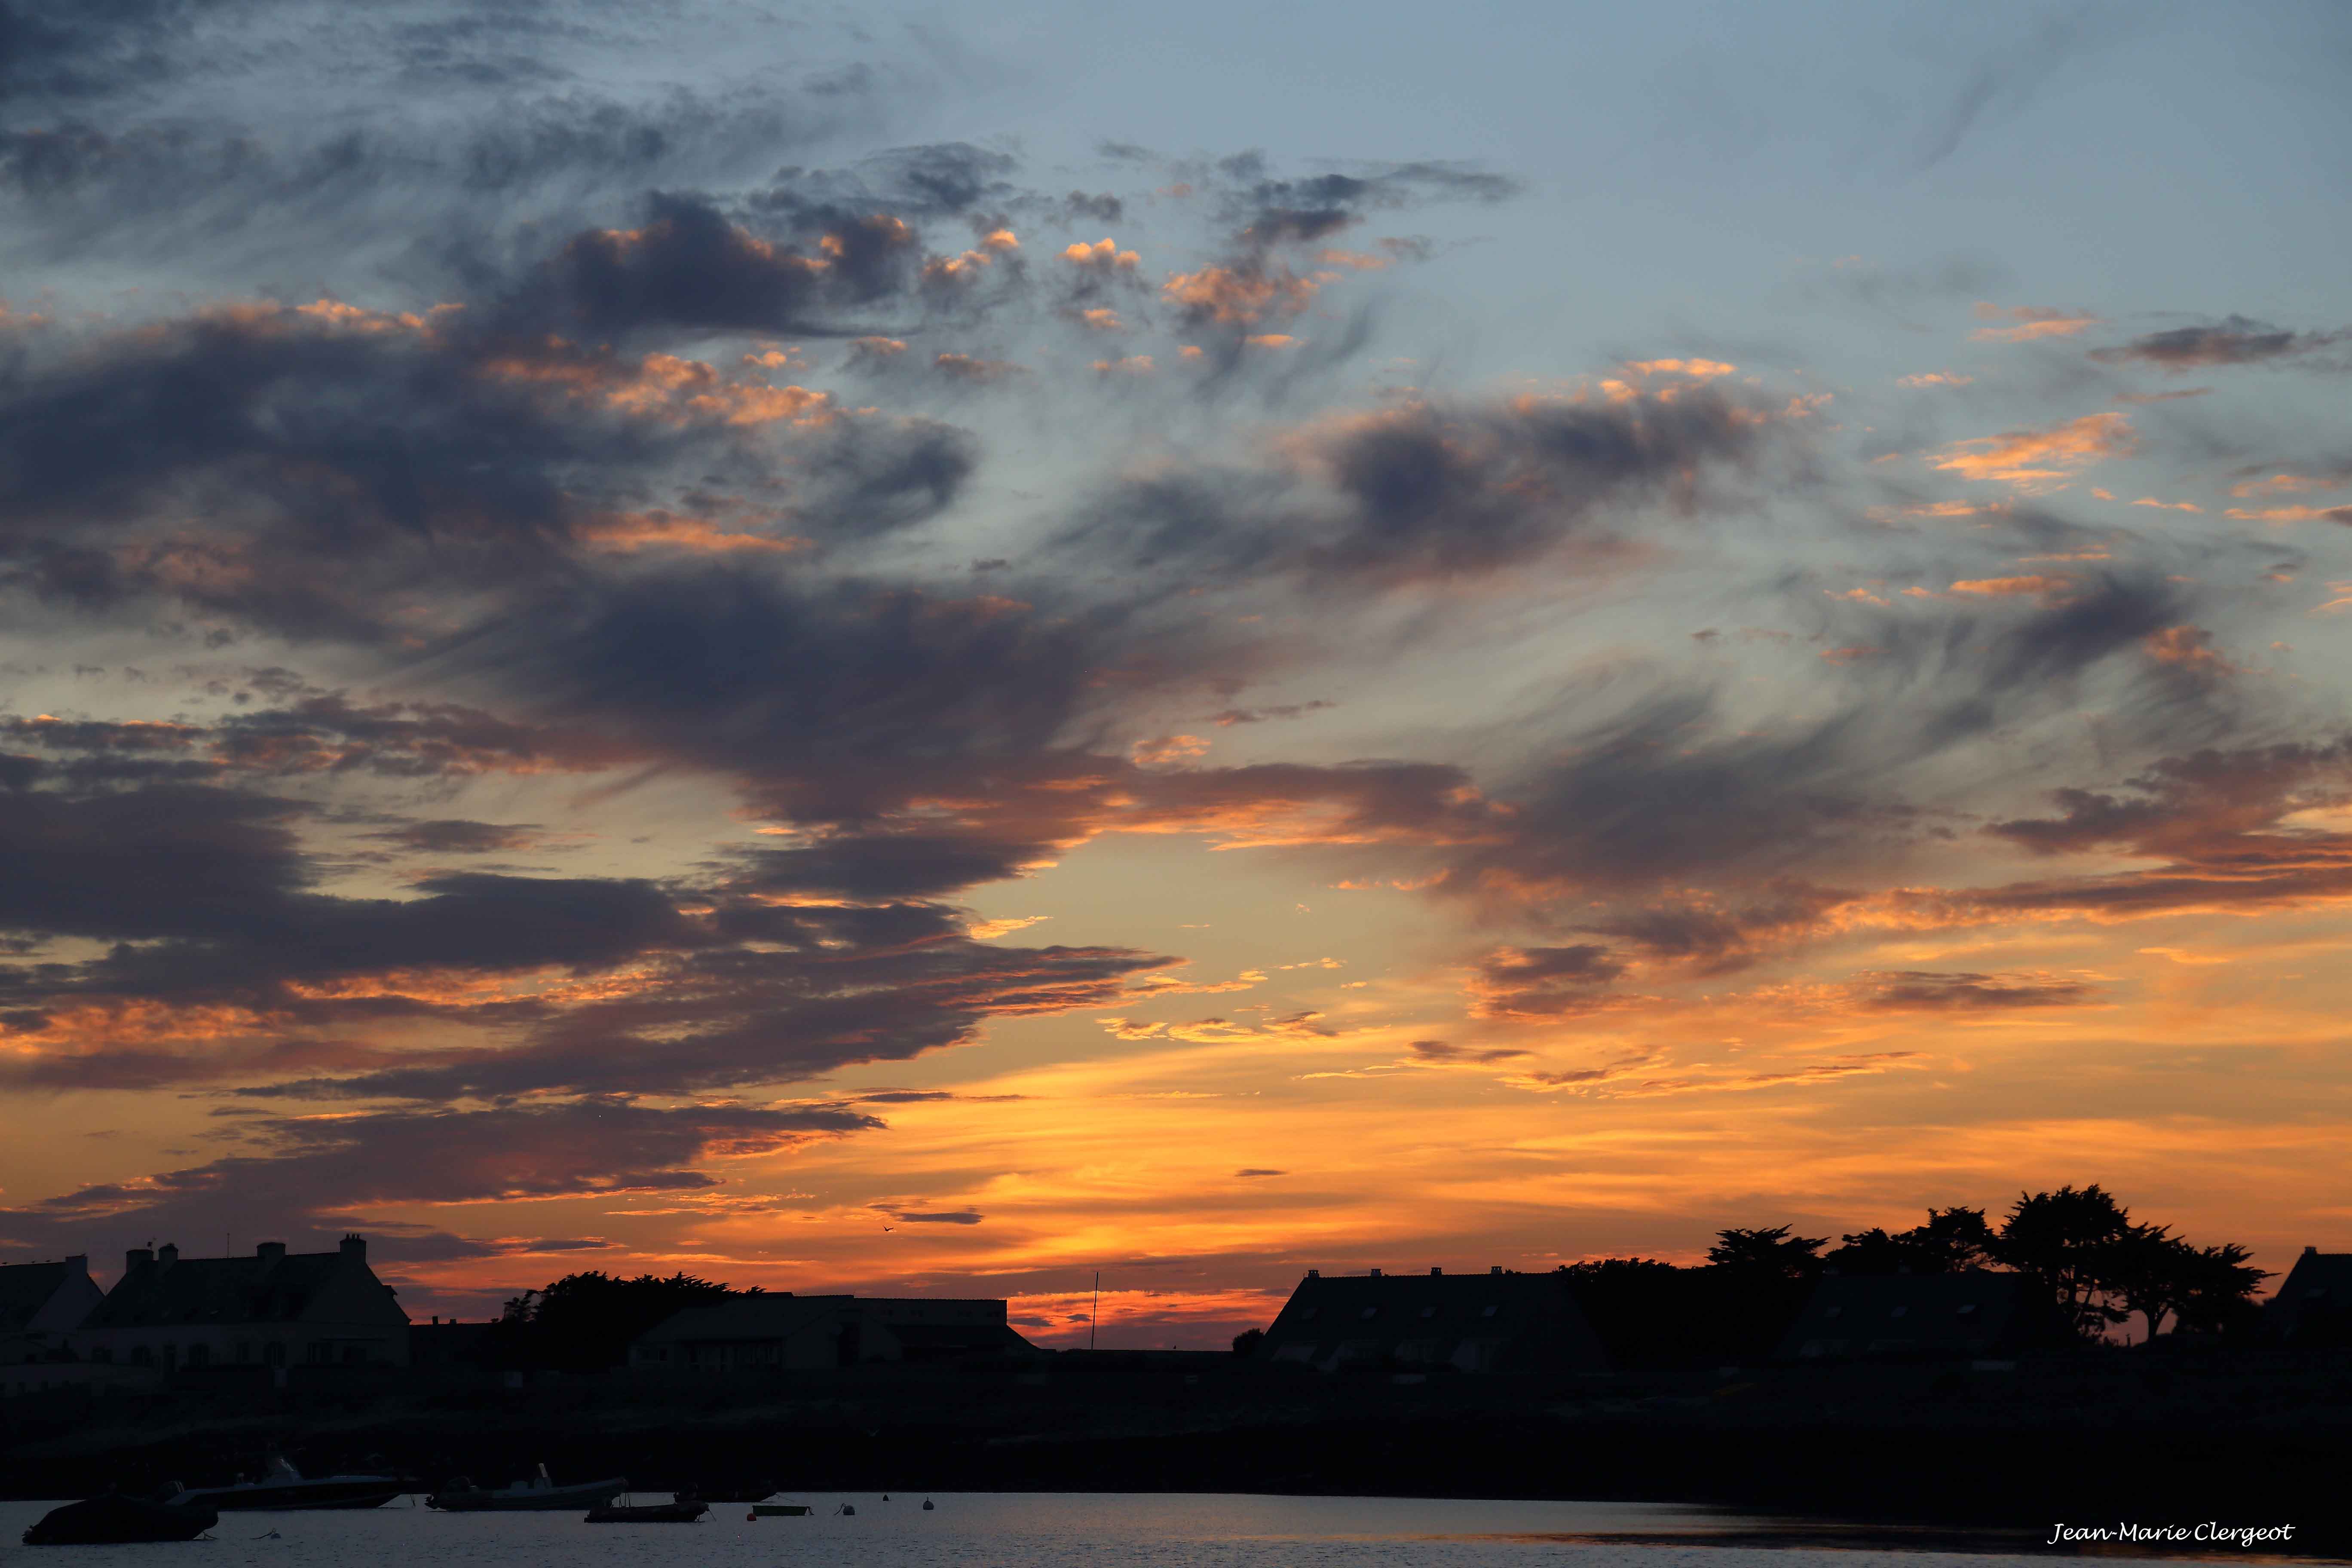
[5,1184,2348,1552]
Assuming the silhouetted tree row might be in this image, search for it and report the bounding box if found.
[1561,1185,2268,1368]
[488,1271,763,1371]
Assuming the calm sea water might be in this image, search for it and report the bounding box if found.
[0,1491,2211,1568]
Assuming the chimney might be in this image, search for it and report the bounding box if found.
[156,1243,179,1269]
[256,1240,286,1267]
[1305,1268,1319,1279]
[124,1247,153,1274]
[1429,1267,1443,1276]
[1368,1268,1382,1277]
[1490,1265,1502,1275]
[340,1234,366,1261]
[2307,1246,2320,1256]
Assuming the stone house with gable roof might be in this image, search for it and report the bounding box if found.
[1256,1266,1612,1375]
[74,1235,410,1372]
[1774,1269,2067,1361]
[2264,1246,2352,1345]
[1,1255,104,1367]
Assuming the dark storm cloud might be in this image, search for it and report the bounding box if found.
[449,567,1126,788]
[514,192,922,338]
[1991,738,2352,860]
[755,142,1018,221]
[1214,155,1520,231]
[364,819,542,855]
[0,777,689,984]
[0,301,980,639]
[2090,316,2350,373]
[1418,569,2233,968]
[1856,970,2094,1009]
[0,1099,880,1256]
[239,927,1171,1102]
[1408,1039,1525,1064]
[1064,388,1776,589]
[0,311,642,636]
[1469,944,1627,1018]
[0,94,890,291]
[0,0,218,102]
[726,833,1048,900]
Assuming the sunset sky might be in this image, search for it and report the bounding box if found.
[3,0,2350,1350]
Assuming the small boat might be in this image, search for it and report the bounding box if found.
[24,1494,219,1545]
[584,1499,708,1523]
[164,1455,400,1511]
[428,1463,626,1511]
[750,1502,812,1516]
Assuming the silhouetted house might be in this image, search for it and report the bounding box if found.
[74,1236,410,1372]
[2263,1247,2352,1346]
[629,1294,1035,1372]
[0,1255,104,1366]
[1256,1267,1611,1375]
[408,1317,497,1371]
[1776,1270,2063,1361]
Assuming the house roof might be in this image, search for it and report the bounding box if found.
[82,1250,368,1331]
[2263,1250,2352,1339]
[634,1295,851,1344]
[1260,1269,1611,1374]
[0,1260,83,1334]
[879,1321,1039,1357]
[1775,1270,2050,1360]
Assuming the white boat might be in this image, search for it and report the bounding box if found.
[427,1463,627,1511]
[165,1455,401,1511]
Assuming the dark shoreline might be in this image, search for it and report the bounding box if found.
[7,1353,2349,1555]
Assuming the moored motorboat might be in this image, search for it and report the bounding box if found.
[428,1463,625,1511]
[163,1455,400,1511]
[24,1494,219,1545]
[585,1499,708,1523]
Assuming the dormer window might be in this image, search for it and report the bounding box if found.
[1889,1305,1908,1319]
[1956,1304,1979,1317]
[1481,1305,1498,1318]
[1419,1306,1436,1320]
[1301,1307,1319,1321]
[1824,1306,1843,1319]
[1359,1306,1378,1320]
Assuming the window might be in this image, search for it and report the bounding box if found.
[92,1348,113,1364]
[1955,1304,1978,1318]
[1889,1305,1908,1319]
[162,1344,178,1369]
[264,1341,285,1367]
[187,1344,210,1368]
[236,1341,252,1363]
[1359,1306,1378,1321]
[1301,1308,1319,1322]
[1480,1305,1498,1319]
[130,1347,152,1367]
[1419,1306,1436,1320]
[1824,1306,1843,1320]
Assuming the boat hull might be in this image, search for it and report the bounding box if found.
[751,1504,812,1516]
[25,1496,219,1545]
[429,1479,625,1511]
[175,1480,401,1511]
